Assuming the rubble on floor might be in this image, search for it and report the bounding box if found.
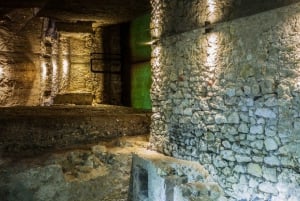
[0,135,225,201]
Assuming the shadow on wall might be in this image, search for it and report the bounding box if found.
[99,25,122,105]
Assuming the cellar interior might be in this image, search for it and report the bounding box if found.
[1,0,300,201]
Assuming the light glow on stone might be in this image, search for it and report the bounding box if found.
[51,56,58,94]
[152,46,161,58]
[151,1,164,38]
[62,58,69,77]
[52,58,58,79]
[207,0,215,14]
[0,66,3,78]
[41,60,47,81]
[151,46,162,69]
[207,0,218,23]
[206,33,218,69]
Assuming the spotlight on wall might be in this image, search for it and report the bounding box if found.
[51,57,58,93]
[62,58,69,76]
[207,0,216,14]
[41,60,47,81]
[52,58,58,76]
[141,39,159,46]
[206,33,219,70]
[207,0,219,24]
[0,67,3,78]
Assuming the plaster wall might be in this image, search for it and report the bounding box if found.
[150,1,300,200]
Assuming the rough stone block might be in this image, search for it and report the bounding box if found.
[53,92,93,105]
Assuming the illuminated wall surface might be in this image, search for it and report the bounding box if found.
[130,14,151,62]
[0,14,42,106]
[150,0,300,200]
[0,11,123,106]
[130,14,152,109]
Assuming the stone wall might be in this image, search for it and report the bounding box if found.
[0,9,43,106]
[150,1,300,200]
[40,23,123,106]
[0,11,123,107]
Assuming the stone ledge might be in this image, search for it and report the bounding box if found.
[0,105,151,154]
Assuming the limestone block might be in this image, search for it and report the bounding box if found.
[222,141,231,149]
[265,128,276,136]
[255,108,276,119]
[260,79,274,94]
[213,156,228,168]
[227,126,238,135]
[262,167,277,182]
[247,163,262,177]
[264,155,280,166]
[225,88,236,97]
[279,143,300,158]
[250,125,264,134]
[250,140,264,150]
[265,97,278,107]
[215,114,227,124]
[251,84,261,96]
[264,138,278,151]
[221,150,236,161]
[235,155,252,163]
[238,123,249,133]
[233,165,246,173]
[257,118,265,125]
[249,178,259,188]
[240,113,250,123]
[259,182,278,195]
[227,112,240,124]
[174,182,222,201]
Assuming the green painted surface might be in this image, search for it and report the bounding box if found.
[131,62,152,109]
[130,14,151,63]
[129,13,152,109]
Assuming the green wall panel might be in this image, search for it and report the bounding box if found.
[130,14,151,63]
[129,13,152,110]
[131,62,152,109]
